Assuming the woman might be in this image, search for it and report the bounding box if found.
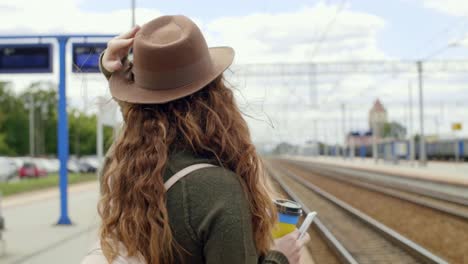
[95,15,310,264]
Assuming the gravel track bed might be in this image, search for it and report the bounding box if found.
[279,160,468,264]
[268,173,340,264]
[271,164,420,263]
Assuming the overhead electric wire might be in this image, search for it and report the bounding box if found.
[416,15,468,58]
[418,16,468,60]
[309,0,347,60]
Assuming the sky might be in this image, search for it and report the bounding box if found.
[0,0,467,147]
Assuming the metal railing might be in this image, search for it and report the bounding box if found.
[0,192,5,256]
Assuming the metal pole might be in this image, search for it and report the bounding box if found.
[0,192,4,255]
[29,94,35,157]
[57,37,72,225]
[372,121,378,163]
[335,119,339,157]
[131,0,136,27]
[349,109,354,159]
[408,81,415,164]
[97,98,104,165]
[341,103,346,159]
[307,64,315,106]
[323,120,329,156]
[417,61,427,166]
[76,112,80,158]
[313,119,318,156]
[313,119,317,140]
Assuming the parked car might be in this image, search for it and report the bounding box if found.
[48,159,60,172]
[19,162,48,178]
[36,158,59,173]
[79,162,97,173]
[79,156,100,173]
[10,157,26,169]
[67,159,81,173]
[0,157,17,182]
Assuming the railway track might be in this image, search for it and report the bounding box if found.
[267,166,355,264]
[275,159,468,263]
[286,159,468,220]
[289,159,468,204]
[266,161,449,264]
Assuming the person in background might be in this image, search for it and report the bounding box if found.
[93,15,310,264]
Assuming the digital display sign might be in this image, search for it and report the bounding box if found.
[72,43,107,73]
[0,44,53,73]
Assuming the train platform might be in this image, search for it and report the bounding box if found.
[283,156,468,187]
[1,181,100,264]
[1,180,315,264]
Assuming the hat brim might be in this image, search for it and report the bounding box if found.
[109,47,234,104]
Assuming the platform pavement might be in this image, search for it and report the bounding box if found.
[284,155,468,186]
[1,180,315,264]
[1,182,100,264]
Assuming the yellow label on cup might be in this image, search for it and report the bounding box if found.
[272,222,297,238]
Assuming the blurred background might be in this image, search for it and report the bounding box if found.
[0,0,467,263]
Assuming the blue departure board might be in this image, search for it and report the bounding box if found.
[0,44,52,73]
[72,43,106,73]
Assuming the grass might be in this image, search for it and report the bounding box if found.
[0,173,97,197]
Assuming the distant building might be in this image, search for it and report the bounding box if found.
[368,99,388,139]
[346,99,390,146]
[346,99,388,147]
[346,131,373,147]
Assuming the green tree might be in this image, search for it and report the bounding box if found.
[383,121,407,139]
[0,133,14,155]
[0,80,116,157]
[0,81,29,155]
[69,109,116,157]
[21,81,58,156]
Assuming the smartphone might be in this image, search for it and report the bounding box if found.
[298,212,317,240]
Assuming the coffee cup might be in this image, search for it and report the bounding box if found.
[271,199,303,238]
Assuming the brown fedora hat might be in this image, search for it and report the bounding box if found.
[109,15,234,104]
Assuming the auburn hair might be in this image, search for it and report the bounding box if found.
[98,75,277,263]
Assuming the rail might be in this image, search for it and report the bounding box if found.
[265,162,358,264]
[273,164,448,264]
[287,160,468,220]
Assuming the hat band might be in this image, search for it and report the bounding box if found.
[133,54,214,91]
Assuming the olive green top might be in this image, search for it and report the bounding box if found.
[99,53,289,264]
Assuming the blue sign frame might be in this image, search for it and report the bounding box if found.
[72,42,107,73]
[0,43,53,73]
[0,34,115,225]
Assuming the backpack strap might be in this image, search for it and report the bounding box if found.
[164,163,216,191]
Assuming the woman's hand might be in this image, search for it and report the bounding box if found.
[102,26,140,73]
[272,230,311,264]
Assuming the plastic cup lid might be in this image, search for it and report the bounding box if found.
[274,199,303,216]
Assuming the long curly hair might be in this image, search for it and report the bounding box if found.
[98,75,277,263]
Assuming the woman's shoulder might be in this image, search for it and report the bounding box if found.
[184,165,243,194]
[166,150,243,191]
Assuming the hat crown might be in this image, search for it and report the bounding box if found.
[108,15,234,104]
[132,15,212,90]
[150,21,183,45]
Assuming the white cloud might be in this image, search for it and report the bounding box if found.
[0,0,161,34]
[420,0,468,16]
[207,3,387,63]
[1,0,466,144]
